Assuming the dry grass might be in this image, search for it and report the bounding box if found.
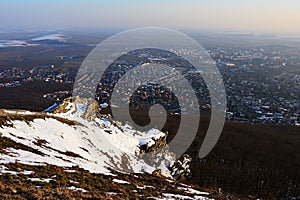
[0,162,225,200]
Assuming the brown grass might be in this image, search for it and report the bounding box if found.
[0,162,224,200]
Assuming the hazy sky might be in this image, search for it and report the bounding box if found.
[1,0,300,34]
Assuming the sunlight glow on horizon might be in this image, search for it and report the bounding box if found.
[1,0,300,34]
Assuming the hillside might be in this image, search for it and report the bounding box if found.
[0,99,215,200]
[0,98,299,199]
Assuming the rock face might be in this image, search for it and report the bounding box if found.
[52,97,73,114]
[81,99,101,121]
[139,131,168,154]
[54,97,101,121]
[170,154,192,181]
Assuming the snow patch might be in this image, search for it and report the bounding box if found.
[31,34,70,42]
[112,178,130,184]
[0,40,37,48]
[0,165,34,175]
[27,177,53,183]
[67,186,88,193]
[160,193,210,200]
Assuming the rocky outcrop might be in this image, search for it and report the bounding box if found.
[52,97,73,114]
[53,97,101,121]
[170,154,192,181]
[139,131,168,154]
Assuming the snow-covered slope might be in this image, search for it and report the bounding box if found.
[0,101,173,176]
[0,100,214,199]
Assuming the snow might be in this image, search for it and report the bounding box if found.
[23,170,34,175]
[76,104,87,114]
[106,192,118,195]
[0,101,212,200]
[139,138,156,147]
[146,128,166,140]
[0,34,69,47]
[30,34,70,42]
[112,178,130,184]
[0,165,34,175]
[136,185,155,189]
[138,129,166,148]
[177,187,209,195]
[99,103,108,108]
[0,103,172,176]
[3,110,39,115]
[27,177,53,183]
[160,193,211,200]
[0,40,37,48]
[69,180,79,184]
[64,169,76,173]
[136,185,146,189]
[67,186,88,193]
[161,193,197,199]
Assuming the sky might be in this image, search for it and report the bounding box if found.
[1,0,300,34]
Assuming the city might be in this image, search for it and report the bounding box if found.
[1,43,298,126]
